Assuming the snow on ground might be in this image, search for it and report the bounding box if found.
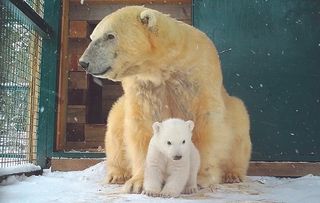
[0,163,41,176]
[1,161,320,203]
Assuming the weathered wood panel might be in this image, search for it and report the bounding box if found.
[68,89,87,105]
[69,21,89,38]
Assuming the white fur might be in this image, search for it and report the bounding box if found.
[143,118,200,197]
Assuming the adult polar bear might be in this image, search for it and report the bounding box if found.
[79,6,251,193]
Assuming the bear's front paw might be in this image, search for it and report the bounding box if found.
[197,174,220,190]
[123,176,143,194]
[142,190,160,197]
[182,186,198,194]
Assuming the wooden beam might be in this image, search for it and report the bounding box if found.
[56,0,70,151]
[51,158,104,171]
[248,161,320,177]
[70,0,191,5]
[69,4,191,21]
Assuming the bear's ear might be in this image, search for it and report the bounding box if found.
[140,9,157,32]
[186,120,194,132]
[152,122,161,135]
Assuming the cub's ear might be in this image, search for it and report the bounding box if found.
[140,9,157,31]
[152,122,161,135]
[186,120,194,132]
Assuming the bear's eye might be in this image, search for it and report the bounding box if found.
[182,140,185,144]
[167,141,171,145]
[106,34,115,40]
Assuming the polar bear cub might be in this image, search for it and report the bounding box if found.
[143,118,200,197]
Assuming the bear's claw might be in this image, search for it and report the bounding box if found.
[159,191,179,198]
[182,186,198,194]
[123,177,143,194]
[142,190,160,197]
[107,173,131,184]
[223,173,242,184]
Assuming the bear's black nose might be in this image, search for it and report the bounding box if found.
[79,61,89,70]
[173,155,182,160]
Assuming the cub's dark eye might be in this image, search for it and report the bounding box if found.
[167,141,171,145]
[106,34,115,40]
[182,140,185,144]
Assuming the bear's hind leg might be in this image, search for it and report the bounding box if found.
[105,97,131,184]
[222,96,251,184]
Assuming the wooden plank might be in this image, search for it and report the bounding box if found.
[68,71,88,89]
[64,141,104,151]
[69,4,191,21]
[69,21,88,38]
[248,161,320,177]
[51,158,104,171]
[70,0,191,5]
[67,105,86,123]
[85,124,106,142]
[56,0,70,150]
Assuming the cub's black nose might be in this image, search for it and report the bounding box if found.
[79,61,89,70]
[173,155,182,160]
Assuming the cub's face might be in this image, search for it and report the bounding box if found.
[79,7,158,81]
[152,119,194,161]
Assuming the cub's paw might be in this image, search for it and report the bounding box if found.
[107,171,131,184]
[123,176,144,194]
[142,190,160,197]
[223,173,242,184]
[182,186,198,194]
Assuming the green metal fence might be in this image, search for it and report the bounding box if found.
[0,0,60,170]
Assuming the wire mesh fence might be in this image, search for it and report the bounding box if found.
[25,0,44,17]
[0,0,44,169]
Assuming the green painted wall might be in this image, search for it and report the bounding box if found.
[193,0,320,161]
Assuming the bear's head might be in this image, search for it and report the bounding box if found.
[152,118,194,161]
[79,6,178,81]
